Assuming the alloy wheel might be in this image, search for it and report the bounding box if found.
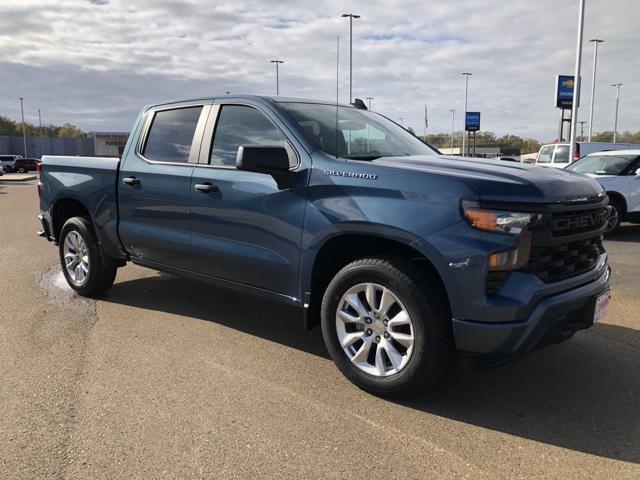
[335,282,415,377]
[63,230,90,284]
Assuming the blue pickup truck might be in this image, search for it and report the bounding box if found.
[38,95,611,396]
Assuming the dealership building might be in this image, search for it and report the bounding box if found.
[90,132,129,156]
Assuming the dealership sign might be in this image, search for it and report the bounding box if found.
[555,75,580,108]
[465,112,481,131]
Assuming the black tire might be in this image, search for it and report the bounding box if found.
[59,216,117,297]
[321,257,452,397]
[18,167,25,173]
[605,199,623,235]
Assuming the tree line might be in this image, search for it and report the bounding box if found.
[421,130,640,155]
[421,131,541,155]
[0,115,85,138]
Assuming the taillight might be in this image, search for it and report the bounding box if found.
[573,144,580,161]
[36,162,42,198]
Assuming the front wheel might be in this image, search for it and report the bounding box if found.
[605,200,623,235]
[321,257,451,397]
[59,217,117,297]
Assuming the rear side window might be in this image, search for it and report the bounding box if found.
[210,105,288,167]
[553,145,570,163]
[143,106,203,163]
[538,145,554,163]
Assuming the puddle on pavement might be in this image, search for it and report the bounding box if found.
[39,265,95,314]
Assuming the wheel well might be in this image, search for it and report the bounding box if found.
[607,191,627,215]
[305,234,448,329]
[51,198,91,242]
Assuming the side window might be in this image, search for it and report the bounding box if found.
[538,145,554,163]
[553,145,570,163]
[143,106,203,163]
[210,105,288,167]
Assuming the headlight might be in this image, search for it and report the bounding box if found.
[462,201,541,235]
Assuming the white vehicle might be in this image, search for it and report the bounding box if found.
[532,142,640,169]
[565,150,640,233]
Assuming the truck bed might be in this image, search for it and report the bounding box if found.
[39,155,124,260]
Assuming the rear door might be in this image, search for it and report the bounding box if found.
[118,101,211,270]
[188,101,310,298]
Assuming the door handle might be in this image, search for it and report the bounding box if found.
[123,176,140,186]
[194,182,219,193]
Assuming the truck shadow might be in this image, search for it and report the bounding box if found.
[104,273,639,463]
[105,272,330,360]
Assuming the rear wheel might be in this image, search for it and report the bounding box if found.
[321,257,451,397]
[59,217,117,297]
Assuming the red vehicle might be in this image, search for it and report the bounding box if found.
[13,157,41,173]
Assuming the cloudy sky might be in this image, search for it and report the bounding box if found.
[1,0,639,140]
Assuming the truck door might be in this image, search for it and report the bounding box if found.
[188,102,309,299]
[118,102,210,270]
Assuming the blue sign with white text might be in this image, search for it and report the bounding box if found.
[556,75,577,108]
[465,112,481,131]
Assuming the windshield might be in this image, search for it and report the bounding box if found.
[278,102,438,159]
[566,154,638,175]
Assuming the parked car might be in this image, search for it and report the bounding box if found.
[0,164,4,176]
[37,95,611,396]
[566,150,640,233]
[534,142,640,168]
[13,157,41,173]
[0,154,22,173]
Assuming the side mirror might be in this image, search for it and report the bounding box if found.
[236,145,291,174]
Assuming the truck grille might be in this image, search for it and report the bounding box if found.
[549,206,608,237]
[527,237,603,283]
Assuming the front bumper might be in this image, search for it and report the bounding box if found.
[453,263,610,361]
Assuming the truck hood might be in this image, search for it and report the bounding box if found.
[370,155,605,204]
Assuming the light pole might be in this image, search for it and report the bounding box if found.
[341,13,360,103]
[19,97,27,157]
[366,97,374,110]
[449,109,455,152]
[38,109,44,156]
[461,72,472,156]
[587,39,604,141]
[568,0,585,164]
[578,120,587,141]
[270,60,284,95]
[612,83,622,143]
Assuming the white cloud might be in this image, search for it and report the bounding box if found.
[0,0,638,140]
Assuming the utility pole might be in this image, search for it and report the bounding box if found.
[366,97,374,110]
[399,117,404,126]
[461,72,472,156]
[578,120,587,140]
[587,39,604,141]
[38,109,44,156]
[449,109,455,152]
[612,83,622,143]
[568,0,585,164]
[19,97,27,157]
[341,13,360,103]
[270,60,284,95]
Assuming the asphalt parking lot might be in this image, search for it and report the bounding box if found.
[1,180,639,479]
